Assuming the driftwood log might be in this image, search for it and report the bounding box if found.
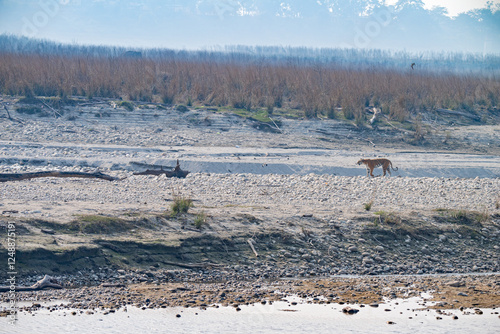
[0,171,118,183]
[133,160,189,178]
[0,275,63,292]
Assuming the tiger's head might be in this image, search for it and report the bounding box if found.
[357,159,365,165]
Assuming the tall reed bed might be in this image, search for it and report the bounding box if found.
[0,51,498,121]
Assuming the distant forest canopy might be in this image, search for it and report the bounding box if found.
[0,35,498,122]
[1,35,499,75]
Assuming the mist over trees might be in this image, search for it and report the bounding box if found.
[0,0,499,53]
[1,34,499,75]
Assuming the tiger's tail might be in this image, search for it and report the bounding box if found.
[390,162,398,171]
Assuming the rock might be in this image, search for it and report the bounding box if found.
[447,281,465,287]
[348,246,358,253]
[342,307,359,314]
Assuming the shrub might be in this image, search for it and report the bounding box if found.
[175,104,189,112]
[194,212,207,229]
[374,211,401,225]
[364,200,374,211]
[170,196,193,216]
[118,101,135,111]
[162,94,175,105]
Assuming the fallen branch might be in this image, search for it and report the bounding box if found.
[38,98,63,118]
[133,160,189,178]
[0,275,63,292]
[0,171,119,183]
[247,238,259,257]
[2,102,23,123]
[268,116,284,133]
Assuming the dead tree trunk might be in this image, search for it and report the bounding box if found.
[0,171,119,183]
[0,275,63,292]
[133,160,189,178]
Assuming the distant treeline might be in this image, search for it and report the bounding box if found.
[0,35,499,121]
[1,35,499,73]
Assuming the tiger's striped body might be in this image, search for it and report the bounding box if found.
[357,158,398,177]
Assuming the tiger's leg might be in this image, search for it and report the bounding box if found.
[366,167,370,177]
[369,167,375,177]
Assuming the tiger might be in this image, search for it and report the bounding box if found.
[357,158,398,177]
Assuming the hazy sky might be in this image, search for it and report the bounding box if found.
[0,0,499,52]
[386,0,497,16]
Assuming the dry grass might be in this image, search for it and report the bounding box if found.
[0,51,498,121]
[363,200,374,211]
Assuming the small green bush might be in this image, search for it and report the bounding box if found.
[170,196,193,216]
[194,212,207,229]
[374,211,401,225]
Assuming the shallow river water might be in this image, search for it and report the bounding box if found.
[1,295,498,334]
